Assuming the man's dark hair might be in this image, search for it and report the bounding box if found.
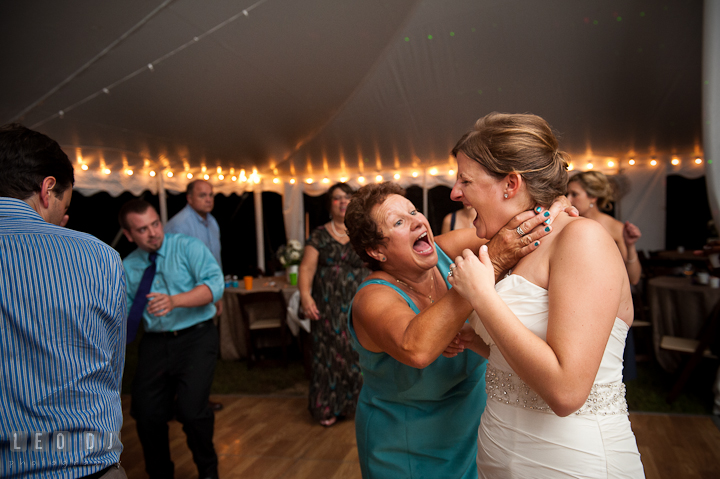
[118,199,154,230]
[0,123,74,199]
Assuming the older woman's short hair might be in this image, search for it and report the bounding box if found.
[568,171,616,211]
[452,112,569,209]
[345,182,406,271]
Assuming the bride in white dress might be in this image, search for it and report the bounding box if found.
[445,112,645,478]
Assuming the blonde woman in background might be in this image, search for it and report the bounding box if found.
[567,171,642,285]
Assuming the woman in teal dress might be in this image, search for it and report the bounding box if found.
[344,182,572,478]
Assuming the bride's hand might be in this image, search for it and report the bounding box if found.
[443,323,480,358]
[448,245,495,302]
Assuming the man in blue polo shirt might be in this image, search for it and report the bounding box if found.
[119,199,224,479]
[0,123,126,478]
[165,179,222,268]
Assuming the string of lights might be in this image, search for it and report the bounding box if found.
[30,0,270,130]
[70,151,705,192]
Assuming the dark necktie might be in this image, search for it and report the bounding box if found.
[126,252,157,343]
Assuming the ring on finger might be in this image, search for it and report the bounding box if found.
[447,270,453,278]
[516,225,526,236]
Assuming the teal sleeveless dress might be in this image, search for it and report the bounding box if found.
[348,244,487,479]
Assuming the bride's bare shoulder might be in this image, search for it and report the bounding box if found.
[552,216,618,255]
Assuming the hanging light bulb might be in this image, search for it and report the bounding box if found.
[567,163,574,171]
[448,169,455,176]
[650,159,658,166]
[204,174,210,180]
[412,171,419,178]
[103,168,111,175]
[358,176,366,183]
[166,171,173,178]
[429,168,438,176]
[607,161,615,168]
[273,177,280,184]
[322,177,330,184]
[375,174,383,182]
[81,164,89,171]
[149,170,156,177]
[125,169,133,176]
[628,159,636,166]
[393,173,400,180]
[671,157,680,166]
[695,157,703,165]
[306,178,313,184]
[231,176,237,182]
[218,174,225,180]
[586,163,593,170]
[340,176,348,183]
[187,172,193,179]
[290,178,296,184]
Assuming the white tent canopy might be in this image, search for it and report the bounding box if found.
[1,0,716,256]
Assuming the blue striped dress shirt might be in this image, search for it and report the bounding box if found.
[123,233,224,332]
[0,197,126,478]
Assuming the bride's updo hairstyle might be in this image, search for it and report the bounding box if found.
[452,112,569,208]
[568,171,616,211]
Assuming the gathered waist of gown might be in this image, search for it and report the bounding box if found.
[485,364,628,416]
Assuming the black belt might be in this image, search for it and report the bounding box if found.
[147,319,212,337]
[80,464,118,479]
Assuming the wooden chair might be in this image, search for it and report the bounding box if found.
[660,298,720,403]
[630,253,653,361]
[239,291,289,368]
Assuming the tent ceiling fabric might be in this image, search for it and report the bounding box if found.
[0,0,703,193]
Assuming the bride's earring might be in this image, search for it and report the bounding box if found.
[504,193,508,199]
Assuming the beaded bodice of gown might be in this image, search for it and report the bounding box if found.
[469,274,629,415]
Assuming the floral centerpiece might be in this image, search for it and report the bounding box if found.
[277,239,303,266]
[277,240,303,285]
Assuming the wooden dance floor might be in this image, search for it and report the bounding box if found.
[120,395,720,479]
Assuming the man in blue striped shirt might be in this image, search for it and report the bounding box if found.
[0,124,127,478]
[120,199,224,479]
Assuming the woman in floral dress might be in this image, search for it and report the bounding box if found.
[298,182,370,426]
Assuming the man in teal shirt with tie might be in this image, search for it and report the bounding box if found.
[119,199,224,479]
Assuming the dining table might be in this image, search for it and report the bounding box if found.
[218,276,299,360]
[647,275,720,372]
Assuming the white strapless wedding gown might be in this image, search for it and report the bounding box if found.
[469,275,645,479]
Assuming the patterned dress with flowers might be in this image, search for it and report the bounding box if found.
[306,226,370,422]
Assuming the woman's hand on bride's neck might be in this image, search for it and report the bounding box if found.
[486,196,577,279]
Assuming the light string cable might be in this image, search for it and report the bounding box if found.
[27,0,270,129]
[14,0,175,124]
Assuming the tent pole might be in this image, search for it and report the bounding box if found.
[158,173,168,224]
[254,187,266,274]
[422,170,428,216]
